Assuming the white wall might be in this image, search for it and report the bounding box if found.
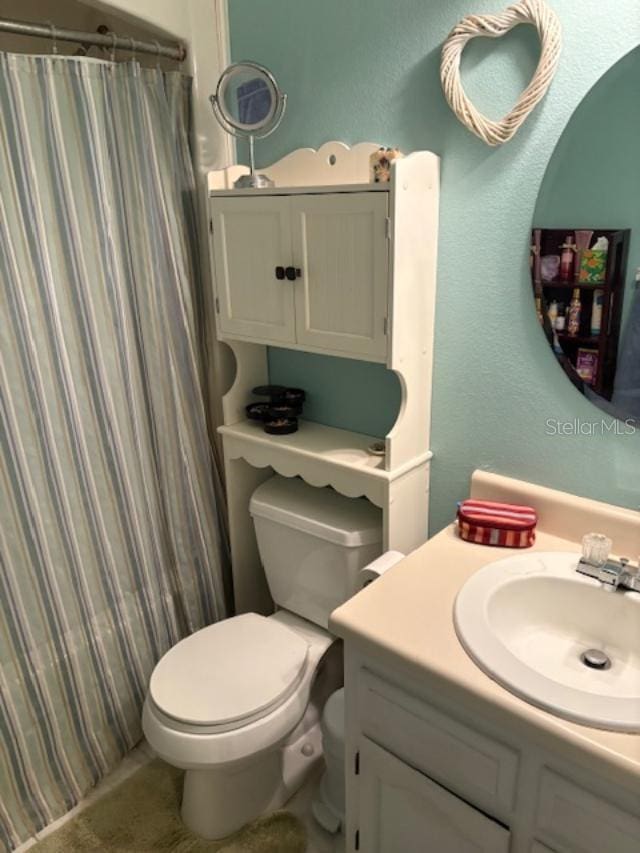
[80,0,234,173]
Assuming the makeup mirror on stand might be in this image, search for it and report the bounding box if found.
[209,61,287,189]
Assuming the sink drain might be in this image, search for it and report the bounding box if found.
[580,649,611,671]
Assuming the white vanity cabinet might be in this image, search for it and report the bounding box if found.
[210,188,389,360]
[344,657,640,853]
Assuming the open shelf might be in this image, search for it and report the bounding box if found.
[556,333,599,345]
[537,281,607,290]
[218,419,432,507]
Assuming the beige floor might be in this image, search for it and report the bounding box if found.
[14,743,343,853]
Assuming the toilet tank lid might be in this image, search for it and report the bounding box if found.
[250,476,382,547]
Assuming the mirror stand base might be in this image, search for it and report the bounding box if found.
[233,173,275,189]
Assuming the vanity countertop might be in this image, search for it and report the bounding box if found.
[330,510,640,785]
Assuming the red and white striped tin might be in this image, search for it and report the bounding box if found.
[457,499,538,548]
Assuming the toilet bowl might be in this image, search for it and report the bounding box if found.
[143,475,382,839]
[143,610,339,838]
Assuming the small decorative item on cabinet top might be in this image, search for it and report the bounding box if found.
[369,147,403,183]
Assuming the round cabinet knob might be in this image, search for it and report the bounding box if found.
[275,266,285,280]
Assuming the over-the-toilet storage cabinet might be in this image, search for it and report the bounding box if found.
[208,142,439,614]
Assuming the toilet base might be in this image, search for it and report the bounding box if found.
[181,719,323,839]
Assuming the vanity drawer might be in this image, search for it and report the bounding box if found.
[358,669,519,817]
[535,769,640,853]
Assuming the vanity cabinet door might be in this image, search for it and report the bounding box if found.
[534,769,640,853]
[358,737,511,853]
[210,196,296,344]
[291,193,389,361]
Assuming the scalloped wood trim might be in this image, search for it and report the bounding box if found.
[224,443,387,507]
[208,140,382,191]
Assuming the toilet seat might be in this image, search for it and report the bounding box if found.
[149,613,309,731]
[143,612,334,770]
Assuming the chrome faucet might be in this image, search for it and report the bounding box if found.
[577,533,640,592]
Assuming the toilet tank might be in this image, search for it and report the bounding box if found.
[250,476,383,629]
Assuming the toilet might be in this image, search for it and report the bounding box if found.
[142,475,382,839]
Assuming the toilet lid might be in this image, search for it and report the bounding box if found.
[149,613,309,728]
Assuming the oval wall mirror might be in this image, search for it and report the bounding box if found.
[209,61,286,189]
[530,45,639,426]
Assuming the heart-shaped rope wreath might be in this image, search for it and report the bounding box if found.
[441,0,562,146]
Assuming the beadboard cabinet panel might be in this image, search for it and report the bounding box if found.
[211,196,296,343]
[291,193,389,359]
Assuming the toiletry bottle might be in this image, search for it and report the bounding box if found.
[560,235,575,281]
[531,229,542,282]
[590,289,604,336]
[555,305,566,333]
[547,300,558,328]
[567,288,582,337]
[552,331,563,356]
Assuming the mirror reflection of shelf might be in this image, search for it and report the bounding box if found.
[531,227,630,400]
[538,281,608,290]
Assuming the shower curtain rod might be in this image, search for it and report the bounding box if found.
[0,16,186,62]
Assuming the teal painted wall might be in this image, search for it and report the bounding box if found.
[268,349,401,438]
[229,0,640,532]
[535,46,640,338]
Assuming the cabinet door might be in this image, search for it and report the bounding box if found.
[291,193,389,360]
[535,769,640,853]
[359,738,511,853]
[210,196,296,343]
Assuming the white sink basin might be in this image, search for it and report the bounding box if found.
[454,552,640,732]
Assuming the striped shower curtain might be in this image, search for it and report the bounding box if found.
[0,55,227,850]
